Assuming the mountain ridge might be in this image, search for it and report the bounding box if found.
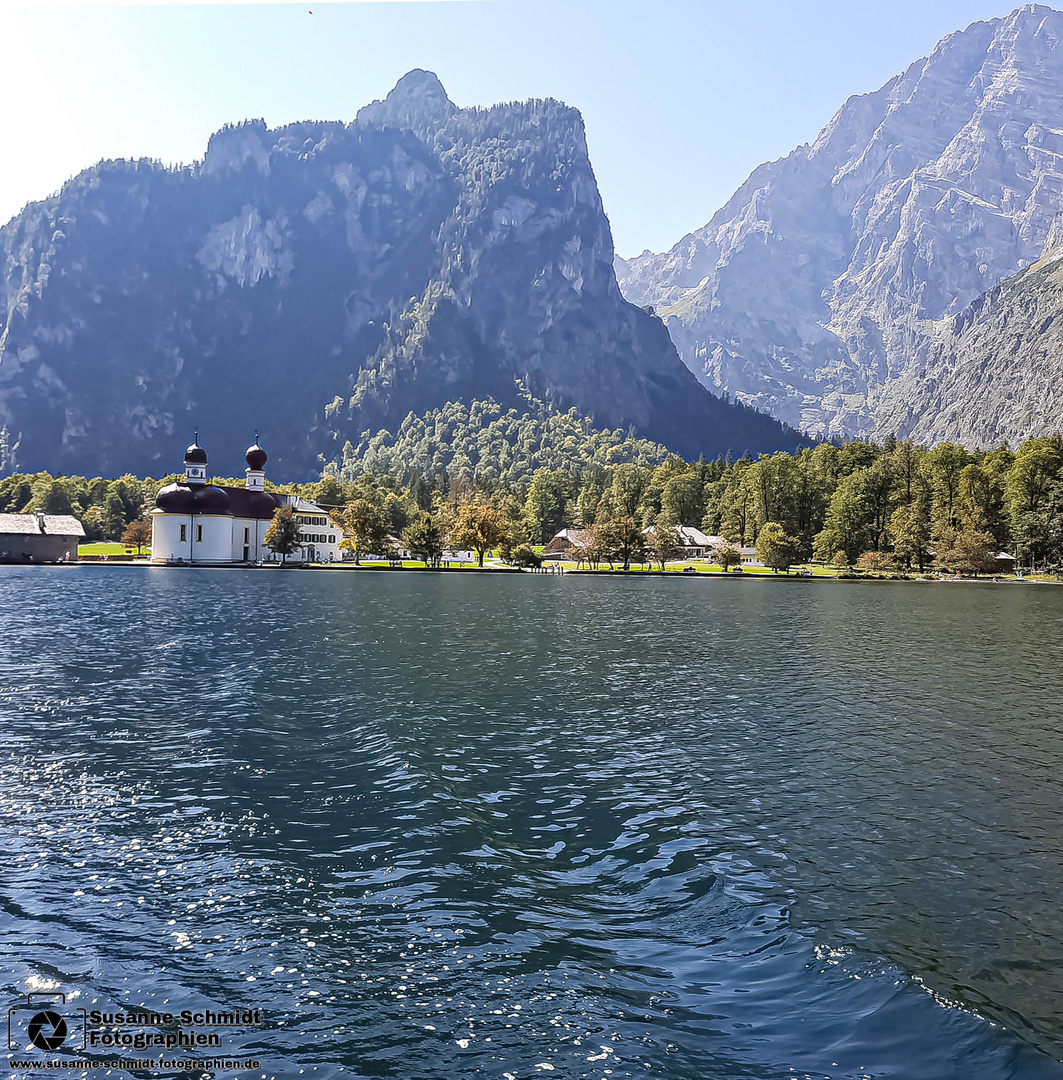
[0,72,800,480]
[617,3,1063,445]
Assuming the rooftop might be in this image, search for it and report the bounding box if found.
[0,513,86,537]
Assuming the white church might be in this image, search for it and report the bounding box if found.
[150,437,342,565]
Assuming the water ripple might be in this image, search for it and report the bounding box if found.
[0,567,1060,1078]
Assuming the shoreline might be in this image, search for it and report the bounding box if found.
[7,561,1060,585]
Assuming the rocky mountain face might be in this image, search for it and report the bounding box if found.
[0,70,798,479]
[875,222,1063,446]
[617,4,1063,444]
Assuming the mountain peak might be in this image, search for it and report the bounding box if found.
[356,69,457,134]
[615,1,1063,446]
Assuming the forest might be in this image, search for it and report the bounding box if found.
[3,404,1062,573]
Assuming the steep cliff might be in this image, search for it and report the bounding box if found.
[874,224,1063,446]
[0,70,798,478]
[617,4,1063,444]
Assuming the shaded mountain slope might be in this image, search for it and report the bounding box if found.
[0,70,799,479]
[875,224,1063,445]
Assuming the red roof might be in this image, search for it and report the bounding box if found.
[216,486,283,520]
[154,484,282,521]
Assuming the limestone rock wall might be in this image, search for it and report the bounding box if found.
[617,4,1063,444]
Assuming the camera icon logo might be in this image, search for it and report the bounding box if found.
[28,1010,67,1051]
[8,993,86,1053]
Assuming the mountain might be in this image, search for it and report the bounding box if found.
[616,4,1063,445]
[873,219,1063,446]
[0,70,798,480]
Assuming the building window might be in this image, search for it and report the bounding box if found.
[244,527,250,543]
[329,535,335,544]
[196,524,203,543]
[180,524,186,542]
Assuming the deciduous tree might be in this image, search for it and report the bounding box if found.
[816,471,873,563]
[264,506,302,565]
[452,500,510,568]
[402,511,445,567]
[647,524,683,569]
[938,526,998,577]
[856,550,892,572]
[890,501,932,571]
[506,543,542,568]
[568,527,601,569]
[713,544,742,571]
[102,491,127,540]
[122,518,152,555]
[523,470,571,543]
[755,521,800,573]
[598,517,647,569]
[339,497,392,564]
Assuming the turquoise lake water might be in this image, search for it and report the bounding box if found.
[1,567,1062,1078]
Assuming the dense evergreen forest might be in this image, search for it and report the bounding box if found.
[328,394,673,482]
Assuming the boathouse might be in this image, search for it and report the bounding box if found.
[0,512,85,564]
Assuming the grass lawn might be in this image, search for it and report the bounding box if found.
[552,559,842,577]
[78,542,146,557]
[351,559,481,569]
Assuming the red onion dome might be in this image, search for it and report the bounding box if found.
[245,441,267,472]
[184,441,208,465]
[155,483,196,514]
[192,485,232,515]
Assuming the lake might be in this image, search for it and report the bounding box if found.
[1,567,1062,1079]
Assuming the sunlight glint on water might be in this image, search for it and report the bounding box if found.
[1,567,1061,1079]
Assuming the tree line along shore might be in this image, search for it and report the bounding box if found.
[3,432,1063,577]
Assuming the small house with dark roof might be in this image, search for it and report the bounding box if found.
[150,436,340,565]
[0,512,85,564]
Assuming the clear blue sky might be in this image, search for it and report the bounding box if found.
[0,0,1031,256]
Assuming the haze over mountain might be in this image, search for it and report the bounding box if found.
[617,3,1063,446]
[0,70,797,479]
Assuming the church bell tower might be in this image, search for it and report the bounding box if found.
[184,434,208,485]
[245,435,267,492]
